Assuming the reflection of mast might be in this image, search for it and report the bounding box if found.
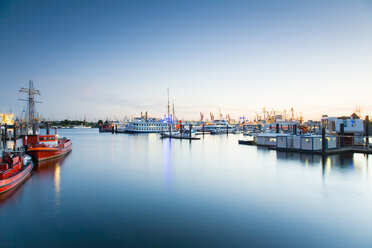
[19,80,41,125]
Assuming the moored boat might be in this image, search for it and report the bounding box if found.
[26,129,72,162]
[124,116,169,133]
[205,120,234,134]
[0,152,33,194]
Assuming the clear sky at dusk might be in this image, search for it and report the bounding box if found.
[0,0,371,121]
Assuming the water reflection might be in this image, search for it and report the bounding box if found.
[276,151,322,166]
[162,138,173,188]
[276,150,369,177]
[0,174,31,205]
[35,152,71,208]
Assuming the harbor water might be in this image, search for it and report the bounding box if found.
[1,129,372,247]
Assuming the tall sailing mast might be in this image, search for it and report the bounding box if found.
[167,88,170,122]
[167,88,172,134]
[19,80,41,125]
[172,100,175,123]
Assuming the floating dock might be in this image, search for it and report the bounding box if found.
[160,134,201,140]
[271,146,372,155]
[239,138,372,155]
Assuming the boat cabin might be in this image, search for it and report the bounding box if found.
[301,136,322,151]
[276,134,294,149]
[327,117,364,146]
[256,133,278,146]
[38,135,58,147]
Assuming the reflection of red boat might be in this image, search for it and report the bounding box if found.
[0,153,33,194]
[26,133,72,162]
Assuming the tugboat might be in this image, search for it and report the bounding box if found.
[0,152,33,194]
[26,128,72,162]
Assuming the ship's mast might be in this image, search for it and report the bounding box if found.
[167,88,171,134]
[19,80,41,126]
[172,100,175,123]
[167,88,170,121]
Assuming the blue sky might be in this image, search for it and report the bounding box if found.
[0,0,371,121]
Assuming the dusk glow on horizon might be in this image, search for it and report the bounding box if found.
[1,0,371,121]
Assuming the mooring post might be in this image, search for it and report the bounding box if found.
[322,126,326,155]
[189,124,192,138]
[293,124,297,135]
[13,124,17,151]
[32,123,37,135]
[4,124,7,149]
[366,115,369,147]
[276,123,279,134]
[46,123,50,135]
[115,124,118,134]
[340,123,344,147]
[226,124,229,135]
[0,125,2,151]
[180,124,183,136]
[202,124,205,137]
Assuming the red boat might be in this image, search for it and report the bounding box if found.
[0,153,33,194]
[26,132,72,162]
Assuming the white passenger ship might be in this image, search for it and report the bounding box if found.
[124,117,170,133]
[204,119,234,134]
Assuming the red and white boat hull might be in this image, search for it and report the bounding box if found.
[0,156,33,194]
[27,143,72,162]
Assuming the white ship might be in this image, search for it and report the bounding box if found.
[124,117,169,133]
[204,120,234,134]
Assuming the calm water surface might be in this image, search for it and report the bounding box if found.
[1,129,372,247]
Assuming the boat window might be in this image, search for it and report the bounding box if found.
[39,137,44,141]
[50,137,55,141]
[45,137,49,141]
